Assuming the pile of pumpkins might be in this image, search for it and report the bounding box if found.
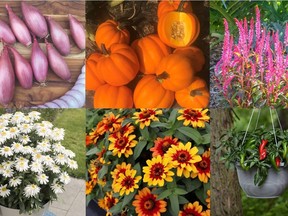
[86,0,209,108]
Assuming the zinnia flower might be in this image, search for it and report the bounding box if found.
[96,112,124,135]
[111,162,132,180]
[150,136,179,157]
[98,192,119,213]
[133,109,162,129]
[177,109,210,128]
[132,187,167,216]
[191,150,210,183]
[112,169,142,196]
[206,190,210,209]
[143,155,174,187]
[108,133,137,158]
[178,202,205,216]
[86,181,94,195]
[165,142,202,178]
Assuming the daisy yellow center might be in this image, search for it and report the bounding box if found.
[151,163,164,179]
[144,199,155,210]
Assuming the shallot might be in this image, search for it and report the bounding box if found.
[6,4,32,46]
[0,46,15,105]
[0,19,16,44]
[31,37,48,83]
[9,46,33,89]
[69,14,85,50]
[46,41,71,81]
[46,16,70,56]
[21,2,48,39]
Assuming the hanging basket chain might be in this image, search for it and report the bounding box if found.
[241,109,255,146]
[269,108,278,147]
[254,109,261,130]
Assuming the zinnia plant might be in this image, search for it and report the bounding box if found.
[0,111,78,214]
[86,108,210,216]
[215,6,288,107]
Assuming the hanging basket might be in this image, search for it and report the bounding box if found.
[236,164,288,198]
[0,202,50,216]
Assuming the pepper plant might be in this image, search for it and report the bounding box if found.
[220,126,288,186]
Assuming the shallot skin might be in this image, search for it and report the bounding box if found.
[0,19,16,44]
[69,14,85,50]
[0,46,15,105]
[46,41,71,81]
[21,2,48,39]
[9,46,33,89]
[6,4,32,47]
[31,37,48,83]
[46,16,70,56]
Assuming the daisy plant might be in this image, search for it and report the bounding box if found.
[86,108,211,216]
[0,111,78,214]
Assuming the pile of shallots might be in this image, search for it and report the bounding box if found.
[0,1,85,106]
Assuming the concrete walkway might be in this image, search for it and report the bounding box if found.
[49,178,85,216]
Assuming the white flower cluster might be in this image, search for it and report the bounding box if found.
[0,111,78,200]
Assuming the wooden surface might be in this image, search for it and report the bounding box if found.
[0,0,85,108]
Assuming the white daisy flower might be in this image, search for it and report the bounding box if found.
[9,178,22,187]
[36,140,51,153]
[20,135,31,144]
[2,168,14,178]
[11,142,23,153]
[15,158,29,172]
[11,112,25,124]
[23,184,40,198]
[0,130,10,143]
[53,142,66,153]
[63,149,75,158]
[19,123,33,134]
[0,146,13,157]
[30,161,43,173]
[42,156,55,167]
[2,161,14,169]
[9,127,19,138]
[59,172,71,184]
[22,115,31,123]
[32,152,43,162]
[67,159,78,170]
[28,111,41,121]
[36,127,52,138]
[51,183,64,194]
[1,113,12,120]
[51,128,65,141]
[54,154,67,165]
[0,184,10,197]
[49,164,61,174]
[38,174,49,185]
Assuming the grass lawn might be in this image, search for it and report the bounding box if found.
[53,109,86,179]
[242,190,288,215]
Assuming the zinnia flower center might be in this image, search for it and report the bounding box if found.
[199,160,208,169]
[162,141,171,152]
[140,110,152,119]
[118,138,126,146]
[122,176,134,188]
[144,199,155,210]
[177,151,189,162]
[151,163,164,178]
[185,110,202,120]
[106,197,116,208]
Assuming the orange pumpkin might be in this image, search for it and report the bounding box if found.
[157,0,192,18]
[131,34,171,74]
[94,84,133,108]
[158,11,200,48]
[86,53,105,91]
[175,77,209,108]
[156,53,195,91]
[95,20,130,49]
[97,43,139,86]
[133,75,174,108]
[173,46,205,72]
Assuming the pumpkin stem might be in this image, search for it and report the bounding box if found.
[177,0,186,12]
[190,88,205,97]
[157,71,170,82]
[101,43,109,56]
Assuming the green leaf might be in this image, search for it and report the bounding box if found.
[150,121,171,129]
[97,165,108,179]
[169,194,179,215]
[122,190,137,208]
[133,163,142,176]
[168,109,179,125]
[178,196,189,204]
[177,127,202,144]
[174,188,188,195]
[86,194,93,206]
[109,201,123,214]
[195,188,206,204]
[86,147,100,156]
[140,127,149,139]
[133,140,147,160]
[202,134,210,144]
[182,178,202,193]
[156,189,173,200]
[121,118,133,126]
[152,187,165,195]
